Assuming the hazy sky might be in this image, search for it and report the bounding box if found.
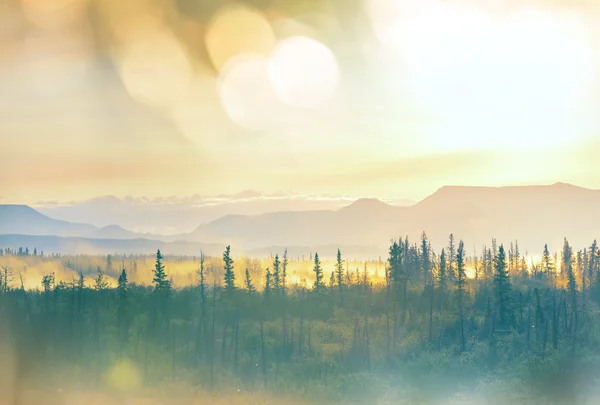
[1,0,600,205]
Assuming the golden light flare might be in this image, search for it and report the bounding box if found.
[117,27,193,110]
[271,18,318,40]
[268,36,340,109]
[217,52,283,132]
[20,0,88,30]
[205,3,276,73]
[94,0,164,45]
[104,359,142,392]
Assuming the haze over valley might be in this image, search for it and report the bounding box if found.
[2,182,597,258]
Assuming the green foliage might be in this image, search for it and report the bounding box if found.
[494,245,512,328]
[4,237,600,404]
[313,252,324,292]
[223,245,236,293]
[152,249,170,293]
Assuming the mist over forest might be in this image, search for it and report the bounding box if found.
[2,234,600,404]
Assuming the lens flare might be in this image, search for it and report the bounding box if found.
[366,0,596,151]
[20,0,87,30]
[205,3,276,72]
[118,27,193,110]
[104,359,142,392]
[218,52,282,132]
[268,36,340,109]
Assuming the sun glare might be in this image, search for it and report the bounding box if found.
[367,0,596,152]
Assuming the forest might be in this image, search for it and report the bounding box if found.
[1,234,600,405]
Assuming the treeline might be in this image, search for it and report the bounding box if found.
[1,247,44,256]
[2,234,600,403]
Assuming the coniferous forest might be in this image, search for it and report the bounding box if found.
[2,234,600,404]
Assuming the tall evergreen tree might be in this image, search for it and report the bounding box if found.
[329,271,336,289]
[117,269,128,296]
[197,251,206,303]
[117,268,129,348]
[562,238,574,283]
[335,249,344,302]
[589,240,598,288]
[456,240,467,352]
[421,232,431,287]
[244,268,255,293]
[493,245,511,329]
[264,267,272,297]
[223,245,236,293]
[448,234,456,280]
[438,248,447,295]
[152,249,170,293]
[272,254,281,291]
[313,252,324,291]
[94,266,109,291]
[542,244,554,280]
[282,248,288,297]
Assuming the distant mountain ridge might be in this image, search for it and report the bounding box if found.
[3,183,600,256]
[0,205,161,240]
[188,183,600,253]
[0,205,97,237]
[35,193,415,235]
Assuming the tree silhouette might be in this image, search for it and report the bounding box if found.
[313,252,324,291]
[223,245,236,293]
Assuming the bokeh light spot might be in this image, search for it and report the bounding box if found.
[268,36,340,109]
[218,52,282,132]
[104,359,142,392]
[205,3,276,73]
[118,27,193,110]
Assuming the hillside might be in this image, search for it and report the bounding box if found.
[0,205,98,237]
[5,183,600,255]
[189,183,600,253]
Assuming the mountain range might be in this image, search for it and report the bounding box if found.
[2,183,599,258]
[35,193,416,235]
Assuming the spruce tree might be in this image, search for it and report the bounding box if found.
[448,234,456,280]
[421,232,431,287]
[589,240,598,287]
[117,268,129,347]
[542,244,554,280]
[152,249,170,293]
[94,266,109,291]
[244,268,255,293]
[273,254,281,291]
[264,267,272,297]
[223,245,236,293]
[439,248,447,295]
[335,249,344,302]
[282,248,288,297]
[493,245,511,329]
[313,252,324,291]
[197,251,206,302]
[117,269,128,296]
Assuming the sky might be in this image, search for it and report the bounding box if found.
[1,0,600,205]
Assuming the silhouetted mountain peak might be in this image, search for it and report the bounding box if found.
[99,224,126,231]
[340,198,392,211]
